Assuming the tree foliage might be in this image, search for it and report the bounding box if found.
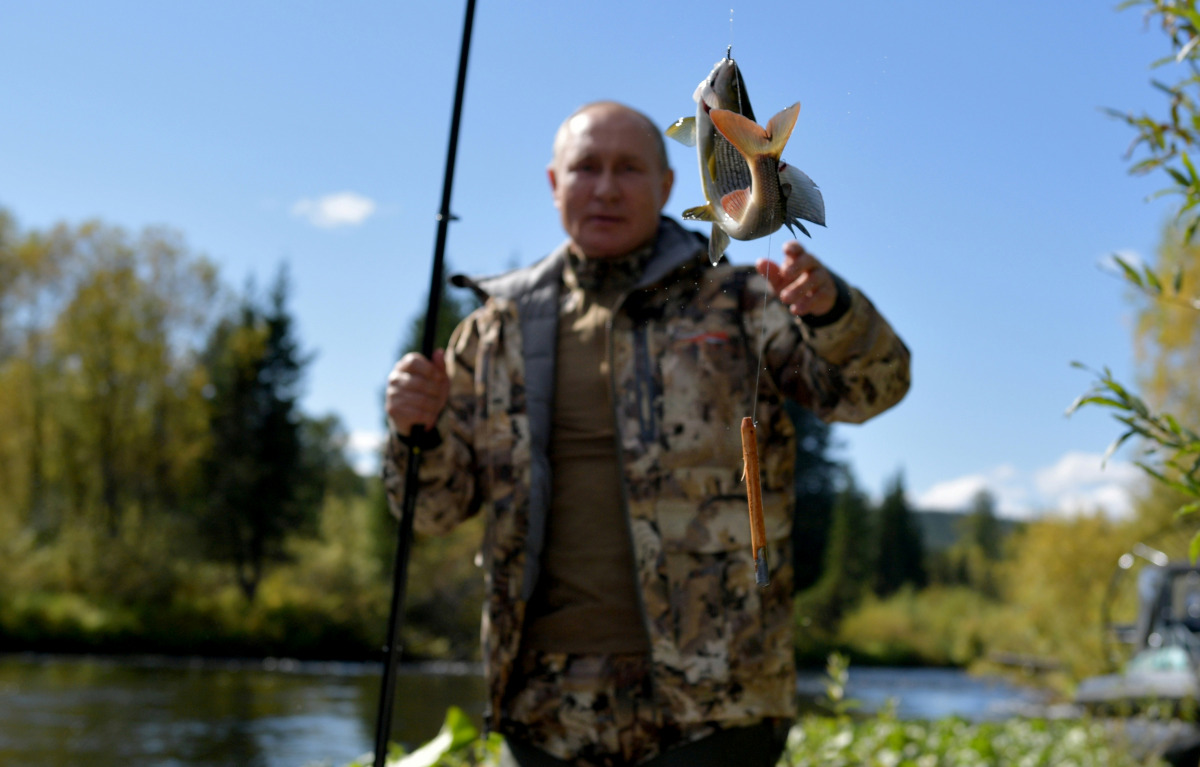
[198,266,319,601]
[0,219,217,541]
[0,212,373,614]
[1072,0,1200,557]
[871,472,927,597]
[1109,0,1200,239]
[788,401,840,592]
[795,471,873,634]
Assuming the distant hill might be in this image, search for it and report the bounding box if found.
[912,509,1022,552]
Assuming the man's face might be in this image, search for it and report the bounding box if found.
[548,106,674,260]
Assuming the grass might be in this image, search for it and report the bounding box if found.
[338,709,1168,767]
[337,656,1171,767]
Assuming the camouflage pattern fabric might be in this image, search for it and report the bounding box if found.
[500,650,719,765]
[383,217,910,738]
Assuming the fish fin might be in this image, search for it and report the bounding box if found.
[763,103,801,152]
[720,188,751,219]
[783,219,811,238]
[682,204,715,222]
[710,102,799,159]
[665,117,697,147]
[708,225,730,266]
[709,109,770,157]
[778,162,826,228]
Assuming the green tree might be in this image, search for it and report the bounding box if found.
[787,401,840,592]
[0,218,216,539]
[198,266,315,601]
[404,274,480,355]
[961,489,1002,561]
[0,218,79,531]
[299,413,367,505]
[796,471,873,633]
[872,472,927,597]
[0,208,18,359]
[932,489,1004,597]
[989,514,1135,680]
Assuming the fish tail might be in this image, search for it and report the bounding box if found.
[710,102,799,159]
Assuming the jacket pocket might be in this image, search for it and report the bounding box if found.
[653,486,792,684]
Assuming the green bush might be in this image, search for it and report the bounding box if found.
[803,586,998,668]
[347,706,1167,767]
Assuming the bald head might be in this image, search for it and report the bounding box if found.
[546,100,674,260]
[552,101,670,172]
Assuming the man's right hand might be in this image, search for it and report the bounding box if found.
[386,350,450,437]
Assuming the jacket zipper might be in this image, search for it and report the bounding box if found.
[606,290,659,700]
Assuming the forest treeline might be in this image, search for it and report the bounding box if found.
[0,206,1197,691]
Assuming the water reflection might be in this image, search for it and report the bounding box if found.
[796,666,1052,721]
[0,654,485,767]
[0,654,1046,767]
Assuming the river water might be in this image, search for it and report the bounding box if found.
[0,653,1052,767]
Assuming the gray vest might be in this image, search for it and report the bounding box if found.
[451,218,707,600]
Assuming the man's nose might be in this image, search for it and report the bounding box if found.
[594,167,619,198]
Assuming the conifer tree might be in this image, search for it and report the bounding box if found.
[872,472,927,597]
[962,489,1002,561]
[787,401,839,592]
[797,470,873,630]
[198,265,315,601]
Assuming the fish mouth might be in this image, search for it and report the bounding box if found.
[702,58,753,121]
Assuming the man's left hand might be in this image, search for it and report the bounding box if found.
[756,241,838,318]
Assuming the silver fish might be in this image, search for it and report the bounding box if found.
[666,49,825,265]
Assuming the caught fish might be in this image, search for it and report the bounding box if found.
[666,49,825,265]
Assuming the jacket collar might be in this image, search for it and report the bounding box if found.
[451,217,707,302]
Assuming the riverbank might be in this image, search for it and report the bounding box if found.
[0,652,1073,767]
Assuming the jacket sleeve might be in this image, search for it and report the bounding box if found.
[759,272,911,424]
[382,312,484,536]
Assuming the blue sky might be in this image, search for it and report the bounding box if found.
[0,1,1179,518]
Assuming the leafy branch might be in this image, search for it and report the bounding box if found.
[1104,252,1200,309]
[1111,0,1200,238]
[1070,0,1200,560]
[1068,362,1200,556]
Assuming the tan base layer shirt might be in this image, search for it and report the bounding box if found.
[521,250,651,654]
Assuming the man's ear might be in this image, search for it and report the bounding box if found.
[547,165,558,194]
[660,167,674,208]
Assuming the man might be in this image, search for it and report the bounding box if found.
[384,101,910,767]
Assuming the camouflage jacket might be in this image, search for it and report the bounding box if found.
[384,217,910,729]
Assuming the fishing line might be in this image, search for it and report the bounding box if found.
[751,232,772,426]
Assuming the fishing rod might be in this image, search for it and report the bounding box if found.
[372,1,477,764]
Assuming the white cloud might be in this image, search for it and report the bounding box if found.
[916,464,1031,519]
[916,473,990,510]
[1034,451,1142,518]
[347,429,387,476]
[914,452,1142,520]
[291,191,377,228]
